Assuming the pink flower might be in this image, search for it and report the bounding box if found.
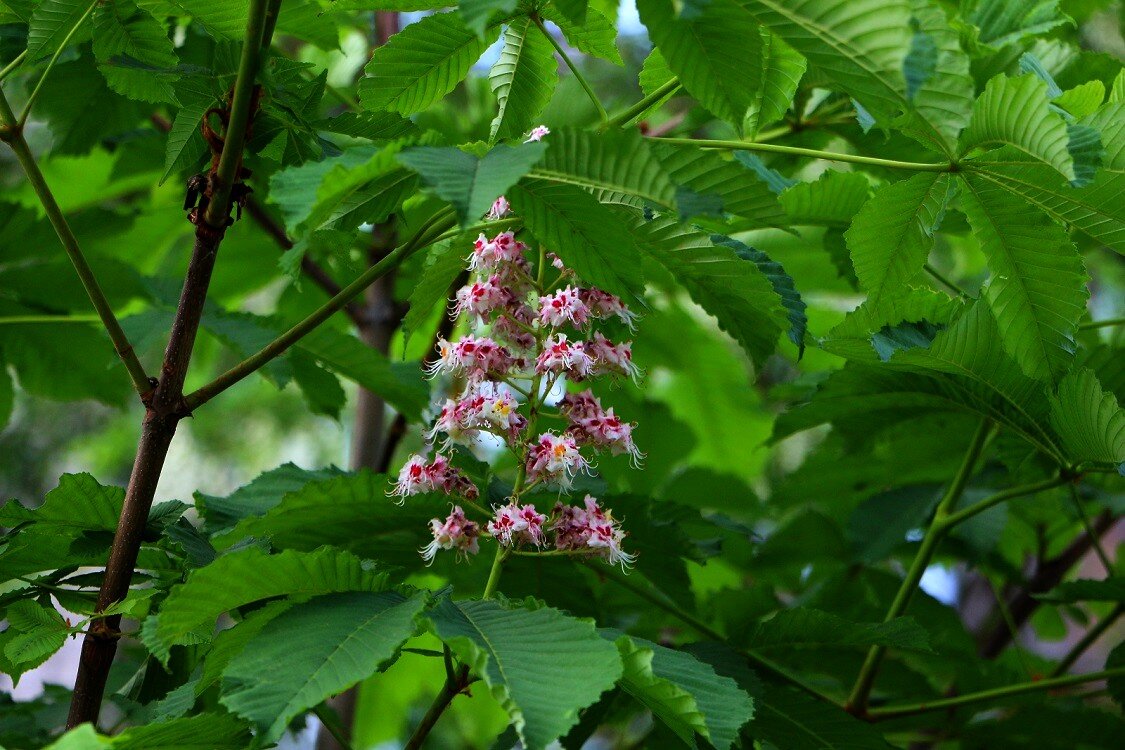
[420,506,481,564]
[524,125,550,143]
[469,231,528,272]
[536,334,596,379]
[493,313,537,350]
[487,503,546,547]
[526,432,590,487]
[389,453,479,502]
[559,389,603,421]
[551,495,634,569]
[587,332,640,382]
[487,195,510,219]
[572,407,643,467]
[425,335,515,379]
[547,252,567,272]
[453,275,507,320]
[538,285,590,329]
[578,289,637,330]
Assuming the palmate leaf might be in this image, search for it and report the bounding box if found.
[612,634,754,750]
[147,546,391,663]
[197,463,345,532]
[965,0,1072,50]
[488,16,558,141]
[959,173,1088,383]
[634,217,787,367]
[3,600,68,675]
[961,75,1077,182]
[963,102,1125,255]
[459,0,518,37]
[1048,368,1125,467]
[427,597,622,750]
[398,141,548,225]
[712,235,808,354]
[168,0,249,40]
[824,287,963,363]
[402,239,465,347]
[530,127,676,210]
[27,0,93,60]
[359,11,498,114]
[221,591,426,743]
[844,173,953,305]
[507,178,644,301]
[637,0,763,126]
[744,29,806,137]
[1039,578,1125,603]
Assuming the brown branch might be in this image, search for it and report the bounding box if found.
[979,511,1117,659]
[66,0,274,728]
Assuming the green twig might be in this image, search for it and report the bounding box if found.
[603,77,681,129]
[182,207,458,410]
[923,263,968,298]
[312,704,356,750]
[1078,317,1125,330]
[866,667,1125,721]
[0,91,151,396]
[846,418,993,714]
[650,136,957,173]
[0,314,99,325]
[1049,603,1124,677]
[1067,483,1114,574]
[938,475,1069,530]
[531,14,606,122]
[19,0,99,126]
[0,50,27,82]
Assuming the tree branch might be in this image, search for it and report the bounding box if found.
[0,91,152,396]
[65,0,274,728]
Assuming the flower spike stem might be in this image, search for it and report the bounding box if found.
[867,667,1125,721]
[649,136,957,173]
[531,14,607,123]
[847,419,993,715]
[0,89,151,396]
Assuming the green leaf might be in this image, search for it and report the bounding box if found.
[654,145,787,226]
[459,0,517,38]
[900,0,974,154]
[0,473,123,532]
[733,0,928,146]
[403,239,465,347]
[296,325,430,420]
[966,0,1072,50]
[427,597,623,750]
[488,16,558,141]
[634,217,786,367]
[844,173,953,305]
[112,714,252,750]
[196,463,345,532]
[961,75,1077,182]
[750,679,894,749]
[1049,368,1125,467]
[507,178,645,301]
[147,546,392,663]
[780,170,870,227]
[712,235,808,355]
[3,599,68,672]
[613,634,754,750]
[638,0,763,126]
[744,609,932,651]
[541,5,622,65]
[1038,578,1125,603]
[41,724,110,750]
[360,11,496,114]
[318,111,421,143]
[160,76,216,184]
[552,0,589,24]
[221,591,426,743]
[639,47,675,98]
[530,127,677,209]
[960,173,1088,382]
[398,142,548,225]
[217,470,452,569]
[27,0,93,60]
[92,0,179,104]
[744,29,806,137]
[167,0,248,40]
